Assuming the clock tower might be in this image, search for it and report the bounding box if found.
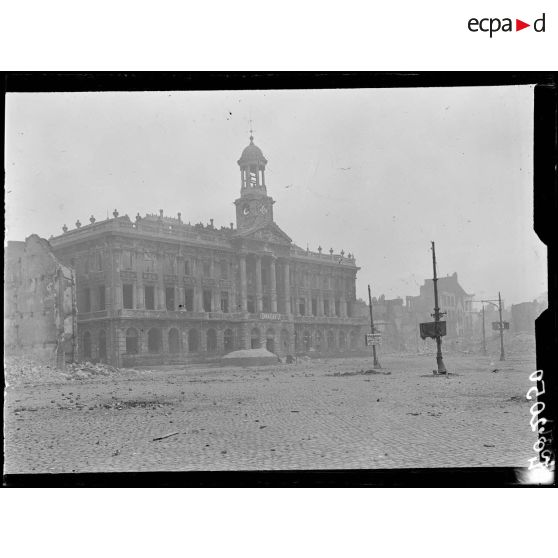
[234,133,275,231]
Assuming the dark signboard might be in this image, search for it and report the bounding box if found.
[419,321,446,340]
[492,321,510,331]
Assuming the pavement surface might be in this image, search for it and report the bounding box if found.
[4,352,539,473]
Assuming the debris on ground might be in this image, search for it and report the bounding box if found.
[152,432,179,441]
[328,369,391,377]
[4,355,145,386]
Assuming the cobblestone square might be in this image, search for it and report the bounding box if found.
[4,353,538,473]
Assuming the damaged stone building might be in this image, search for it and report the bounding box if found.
[405,272,474,348]
[4,235,77,367]
[33,136,367,366]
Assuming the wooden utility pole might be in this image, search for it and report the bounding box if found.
[431,242,447,374]
[498,291,505,361]
[367,284,381,368]
[481,304,487,355]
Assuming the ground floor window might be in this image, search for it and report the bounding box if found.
[251,328,261,349]
[207,329,217,352]
[169,328,180,353]
[224,328,234,352]
[266,328,275,353]
[280,329,290,352]
[147,328,162,353]
[126,328,138,354]
[327,330,335,350]
[303,330,312,352]
[188,329,199,352]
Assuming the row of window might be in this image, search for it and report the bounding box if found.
[122,285,231,313]
[76,251,354,293]
[79,284,353,316]
[121,252,234,280]
[81,326,360,359]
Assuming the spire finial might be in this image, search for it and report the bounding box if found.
[249,118,254,143]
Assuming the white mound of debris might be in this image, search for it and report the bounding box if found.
[221,348,281,367]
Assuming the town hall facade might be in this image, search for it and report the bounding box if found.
[48,136,367,366]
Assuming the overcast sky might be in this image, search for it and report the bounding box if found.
[5,86,546,307]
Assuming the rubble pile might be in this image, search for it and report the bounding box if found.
[4,355,133,386]
[4,355,67,386]
[63,362,119,380]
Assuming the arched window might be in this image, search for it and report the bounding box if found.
[207,329,217,353]
[147,328,162,353]
[327,330,335,350]
[188,329,199,353]
[266,328,275,353]
[251,328,261,349]
[339,331,346,349]
[280,329,290,353]
[350,330,359,349]
[168,328,180,353]
[125,328,138,354]
[98,329,107,362]
[83,331,92,359]
[303,330,312,352]
[315,330,323,352]
[224,328,234,353]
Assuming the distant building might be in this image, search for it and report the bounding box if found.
[405,272,474,346]
[511,299,546,333]
[4,235,77,367]
[21,135,367,366]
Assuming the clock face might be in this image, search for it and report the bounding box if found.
[259,204,268,214]
[242,204,250,215]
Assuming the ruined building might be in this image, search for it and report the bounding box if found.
[36,136,367,366]
[4,235,77,367]
[405,272,474,346]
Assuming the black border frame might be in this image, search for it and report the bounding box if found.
[2,71,556,487]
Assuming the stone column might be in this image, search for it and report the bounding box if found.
[177,255,185,310]
[318,292,324,316]
[157,255,165,310]
[255,256,263,313]
[341,297,347,318]
[283,261,291,315]
[270,258,277,313]
[136,250,144,309]
[239,254,247,313]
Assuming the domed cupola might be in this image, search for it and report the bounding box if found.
[234,133,275,231]
[237,133,268,194]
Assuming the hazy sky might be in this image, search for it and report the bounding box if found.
[5,86,546,306]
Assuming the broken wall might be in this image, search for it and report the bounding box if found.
[4,235,77,368]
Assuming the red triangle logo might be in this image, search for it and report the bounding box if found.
[516,19,530,31]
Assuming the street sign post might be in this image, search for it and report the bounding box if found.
[365,333,382,346]
[419,321,447,340]
[367,284,381,368]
